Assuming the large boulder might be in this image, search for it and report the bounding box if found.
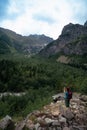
[0,115,15,130]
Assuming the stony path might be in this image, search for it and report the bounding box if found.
[0,93,87,130]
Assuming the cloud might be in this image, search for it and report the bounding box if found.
[0,0,87,39]
[69,0,87,23]
[33,14,55,24]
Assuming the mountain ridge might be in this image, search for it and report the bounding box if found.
[39,21,87,57]
[0,27,53,55]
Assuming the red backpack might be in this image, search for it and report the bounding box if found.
[68,91,72,99]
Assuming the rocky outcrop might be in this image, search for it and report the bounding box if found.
[0,93,87,130]
[0,115,15,130]
[40,21,87,56]
[15,93,87,130]
[62,39,87,55]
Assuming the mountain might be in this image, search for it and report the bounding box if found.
[0,27,53,55]
[40,21,87,57]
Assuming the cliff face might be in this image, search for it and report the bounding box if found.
[40,21,87,56]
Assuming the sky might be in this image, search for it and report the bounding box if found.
[0,0,87,39]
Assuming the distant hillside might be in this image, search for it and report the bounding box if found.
[40,21,87,57]
[0,27,53,55]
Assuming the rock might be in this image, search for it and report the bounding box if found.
[73,125,87,130]
[52,120,60,127]
[59,115,66,123]
[15,120,26,130]
[0,115,15,130]
[76,114,87,125]
[52,93,64,103]
[63,127,70,130]
[25,119,35,129]
[1,93,87,130]
[62,109,74,120]
[38,119,47,127]
[34,123,40,130]
[80,95,87,102]
[45,118,54,124]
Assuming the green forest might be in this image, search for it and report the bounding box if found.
[0,54,87,119]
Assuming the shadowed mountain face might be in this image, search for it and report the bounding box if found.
[40,21,87,57]
[0,27,53,55]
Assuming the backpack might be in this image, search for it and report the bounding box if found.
[68,91,72,99]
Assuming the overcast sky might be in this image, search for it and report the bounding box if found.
[0,0,87,39]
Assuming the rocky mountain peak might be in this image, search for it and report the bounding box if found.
[84,21,87,27]
[61,22,86,37]
[61,23,74,35]
[40,21,87,56]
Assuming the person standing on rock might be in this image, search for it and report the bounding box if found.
[64,87,72,107]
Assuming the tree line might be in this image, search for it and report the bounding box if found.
[0,56,87,117]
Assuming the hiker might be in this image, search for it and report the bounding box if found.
[64,87,72,107]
